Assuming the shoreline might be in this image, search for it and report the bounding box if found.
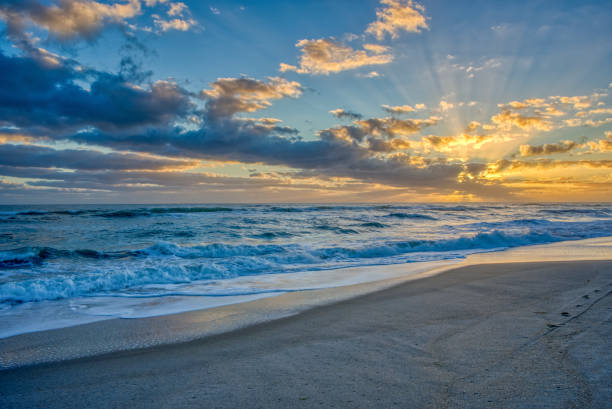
[1,236,611,370]
[1,258,610,408]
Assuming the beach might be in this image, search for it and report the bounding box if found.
[1,238,611,408]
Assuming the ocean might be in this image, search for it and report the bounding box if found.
[1,203,611,337]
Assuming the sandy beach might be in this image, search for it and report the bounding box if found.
[1,254,611,408]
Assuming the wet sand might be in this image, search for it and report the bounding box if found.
[1,259,611,408]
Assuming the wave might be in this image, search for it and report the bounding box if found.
[97,207,234,218]
[314,224,359,234]
[0,207,236,219]
[0,247,132,268]
[0,209,90,217]
[538,208,610,217]
[267,207,304,213]
[250,231,295,239]
[0,228,587,303]
[426,205,471,212]
[3,218,608,271]
[132,229,196,238]
[466,218,612,233]
[310,230,556,260]
[359,221,388,228]
[385,212,437,220]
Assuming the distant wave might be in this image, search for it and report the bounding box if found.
[250,231,295,239]
[466,218,612,232]
[425,205,471,212]
[314,224,359,234]
[267,207,304,213]
[385,212,437,220]
[0,207,236,219]
[97,207,234,218]
[359,221,388,228]
[538,208,610,217]
[0,209,90,217]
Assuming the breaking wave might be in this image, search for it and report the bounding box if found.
[0,228,594,303]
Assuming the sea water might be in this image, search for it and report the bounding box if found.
[1,203,611,337]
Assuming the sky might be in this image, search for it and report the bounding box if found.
[0,0,611,203]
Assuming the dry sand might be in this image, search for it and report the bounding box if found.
[1,259,610,408]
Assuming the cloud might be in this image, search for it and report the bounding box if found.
[365,0,428,40]
[465,121,481,132]
[358,71,381,78]
[279,38,393,75]
[0,143,198,170]
[555,95,592,110]
[438,101,454,111]
[64,125,482,194]
[0,166,357,199]
[518,140,579,157]
[144,0,169,6]
[168,2,186,16]
[490,23,514,36]
[491,109,552,131]
[354,116,440,138]
[200,76,302,119]
[0,0,142,40]
[381,104,425,115]
[279,0,428,76]
[153,15,196,31]
[0,49,193,133]
[584,108,612,116]
[367,137,411,152]
[0,0,199,41]
[438,57,502,79]
[330,109,363,121]
[586,131,612,152]
[485,159,612,174]
[152,2,200,32]
[58,88,484,197]
[422,133,496,153]
[152,0,197,32]
[490,92,610,133]
[319,115,439,147]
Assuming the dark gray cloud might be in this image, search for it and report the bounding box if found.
[68,124,481,191]
[0,49,193,134]
[0,144,197,170]
[518,141,579,157]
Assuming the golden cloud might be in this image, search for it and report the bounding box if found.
[491,109,552,131]
[485,159,612,175]
[422,133,495,153]
[202,77,301,103]
[381,104,426,114]
[0,0,143,39]
[518,140,579,157]
[366,0,428,40]
[586,131,612,152]
[355,116,440,137]
[280,38,393,75]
